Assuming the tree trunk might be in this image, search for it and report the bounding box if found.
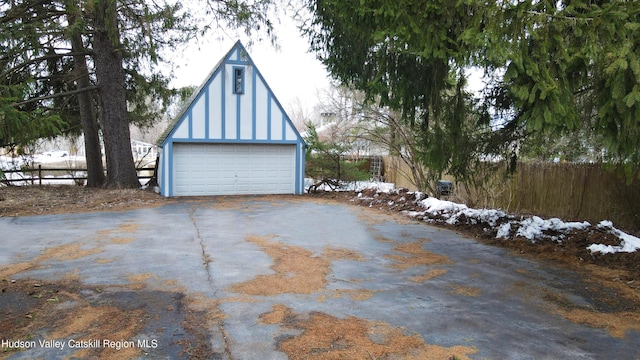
[68,15,105,187]
[92,0,139,188]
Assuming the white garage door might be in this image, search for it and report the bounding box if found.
[173,143,296,196]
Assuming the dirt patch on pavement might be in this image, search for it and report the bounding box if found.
[412,268,449,283]
[201,194,304,212]
[385,240,452,270]
[551,307,640,339]
[227,235,331,296]
[259,304,478,360]
[539,286,640,338]
[228,235,365,296]
[322,247,364,262]
[96,221,141,243]
[0,279,142,360]
[0,242,102,280]
[46,243,103,262]
[0,278,217,359]
[381,237,453,284]
[49,305,145,360]
[317,289,378,302]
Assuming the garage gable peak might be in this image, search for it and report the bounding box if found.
[157,41,304,146]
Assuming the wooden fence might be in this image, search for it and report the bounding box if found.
[383,157,640,234]
[1,165,156,185]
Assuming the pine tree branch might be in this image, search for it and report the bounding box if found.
[0,51,92,79]
[12,86,98,107]
[526,10,594,23]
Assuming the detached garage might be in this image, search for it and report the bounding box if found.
[156,41,306,197]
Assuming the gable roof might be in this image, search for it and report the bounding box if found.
[157,40,302,146]
[156,42,237,146]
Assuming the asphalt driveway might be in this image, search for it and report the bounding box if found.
[1,196,638,359]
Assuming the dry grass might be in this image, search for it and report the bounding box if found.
[0,185,168,217]
[0,242,103,280]
[259,304,478,360]
[385,240,452,270]
[227,235,332,296]
[412,268,449,283]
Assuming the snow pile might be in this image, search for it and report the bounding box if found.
[305,178,395,193]
[350,183,638,255]
[354,181,395,193]
[35,150,70,162]
[417,197,637,253]
[0,155,27,171]
[419,197,508,227]
[503,216,591,241]
[414,197,581,241]
[420,197,467,214]
[587,221,640,254]
[34,152,86,166]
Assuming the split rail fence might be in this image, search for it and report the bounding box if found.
[1,165,156,185]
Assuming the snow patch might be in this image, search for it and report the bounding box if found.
[420,197,468,214]
[588,221,640,254]
[346,182,637,254]
[305,178,395,193]
[496,223,511,238]
[514,216,590,241]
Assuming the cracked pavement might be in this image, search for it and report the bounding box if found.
[1,196,639,359]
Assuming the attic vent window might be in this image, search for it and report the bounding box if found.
[233,67,244,94]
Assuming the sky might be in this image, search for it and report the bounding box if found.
[168,14,331,114]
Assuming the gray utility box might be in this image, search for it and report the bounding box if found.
[436,180,453,196]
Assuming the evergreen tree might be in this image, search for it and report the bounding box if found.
[66,1,105,186]
[303,0,640,178]
[0,1,71,149]
[1,0,278,188]
[303,0,492,180]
